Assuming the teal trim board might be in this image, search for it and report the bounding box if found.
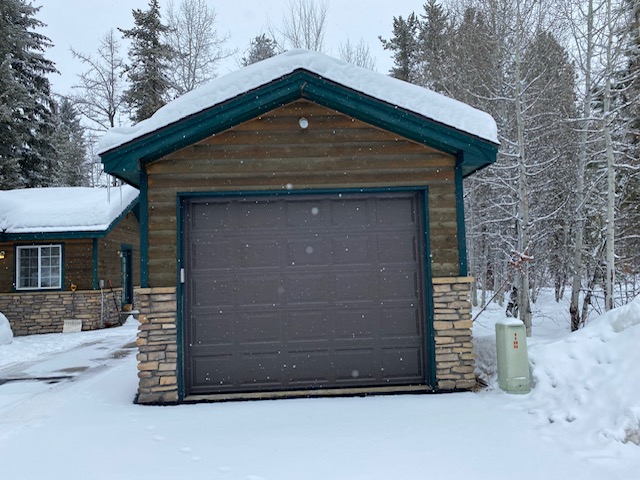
[455,160,468,277]
[176,194,185,400]
[100,70,498,188]
[139,173,149,288]
[422,190,437,388]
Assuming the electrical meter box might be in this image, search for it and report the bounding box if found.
[495,319,531,394]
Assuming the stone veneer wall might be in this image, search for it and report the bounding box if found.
[136,287,179,404]
[0,288,123,336]
[432,276,476,390]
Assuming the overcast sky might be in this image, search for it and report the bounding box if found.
[37,0,426,96]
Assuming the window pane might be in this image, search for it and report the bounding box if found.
[18,247,39,288]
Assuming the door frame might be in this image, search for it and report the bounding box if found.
[176,187,435,400]
[120,244,133,308]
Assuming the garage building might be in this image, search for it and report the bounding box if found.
[99,50,498,404]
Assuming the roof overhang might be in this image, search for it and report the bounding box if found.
[100,70,499,188]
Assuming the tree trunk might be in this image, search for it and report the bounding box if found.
[514,0,532,336]
[603,0,616,311]
[570,0,594,332]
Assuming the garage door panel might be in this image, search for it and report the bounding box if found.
[191,355,233,388]
[191,312,234,345]
[376,197,417,226]
[334,271,375,301]
[381,347,423,380]
[237,312,281,344]
[191,276,234,307]
[330,199,369,226]
[235,274,280,306]
[334,349,376,382]
[238,201,285,229]
[334,308,375,340]
[285,200,327,227]
[377,233,418,263]
[237,352,283,387]
[288,351,332,384]
[283,273,329,303]
[331,235,371,264]
[235,239,282,268]
[190,239,232,269]
[379,270,420,300]
[285,310,330,342]
[286,237,328,266]
[381,307,422,337]
[184,192,428,395]
[192,201,232,230]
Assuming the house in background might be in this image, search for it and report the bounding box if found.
[100,50,499,404]
[0,185,140,335]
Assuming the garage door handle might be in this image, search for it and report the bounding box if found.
[180,268,185,284]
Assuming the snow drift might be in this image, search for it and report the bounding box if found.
[527,295,640,445]
[0,312,13,346]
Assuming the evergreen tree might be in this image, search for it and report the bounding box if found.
[417,0,453,92]
[0,0,57,189]
[241,34,278,67]
[379,13,421,82]
[49,97,89,187]
[119,0,174,122]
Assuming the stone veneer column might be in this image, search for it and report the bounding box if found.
[136,287,179,404]
[431,276,476,391]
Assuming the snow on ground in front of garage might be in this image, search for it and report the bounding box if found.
[0,294,639,480]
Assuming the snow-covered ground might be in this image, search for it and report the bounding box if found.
[0,292,638,480]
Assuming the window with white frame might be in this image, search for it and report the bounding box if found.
[16,245,62,290]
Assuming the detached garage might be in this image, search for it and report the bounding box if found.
[99,50,498,404]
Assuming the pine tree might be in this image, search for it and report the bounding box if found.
[0,0,57,189]
[417,0,453,92]
[119,0,174,122]
[49,97,89,187]
[379,13,421,82]
[241,34,278,67]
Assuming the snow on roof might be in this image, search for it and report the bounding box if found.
[0,185,138,234]
[98,49,499,154]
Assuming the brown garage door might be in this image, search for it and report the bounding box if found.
[183,192,427,395]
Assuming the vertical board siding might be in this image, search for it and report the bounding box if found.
[146,100,460,287]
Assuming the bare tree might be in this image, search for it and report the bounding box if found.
[338,38,376,69]
[270,0,329,52]
[165,0,231,95]
[71,29,126,131]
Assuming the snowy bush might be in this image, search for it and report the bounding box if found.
[0,312,13,345]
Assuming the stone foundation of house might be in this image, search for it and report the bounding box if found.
[432,276,476,390]
[135,279,477,404]
[0,288,131,336]
[135,287,179,404]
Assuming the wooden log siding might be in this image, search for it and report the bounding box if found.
[146,100,460,287]
[97,212,140,289]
